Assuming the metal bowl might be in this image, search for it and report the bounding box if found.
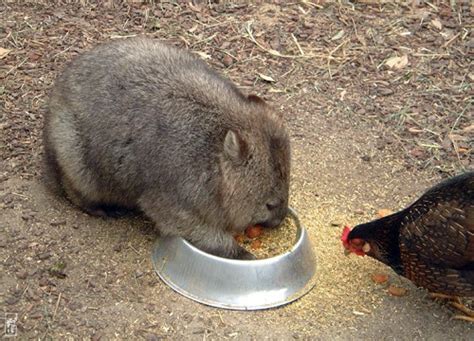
[151,208,317,310]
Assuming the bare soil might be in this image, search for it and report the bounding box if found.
[1,1,473,339]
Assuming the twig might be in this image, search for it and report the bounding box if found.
[11,192,29,198]
[218,312,225,324]
[5,57,28,76]
[129,244,140,255]
[191,32,218,46]
[110,34,137,39]
[52,292,62,322]
[450,104,469,134]
[327,39,349,79]
[52,45,74,60]
[300,0,323,9]
[291,33,305,56]
[245,22,314,59]
[442,32,461,48]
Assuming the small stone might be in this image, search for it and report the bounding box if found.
[38,277,51,287]
[388,285,407,296]
[30,312,43,319]
[220,41,230,49]
[409,147,425,158]
[16,270,28,279]
[37,252,52,260]
[113,244,122,252]
[50,219,66,226]
[5,296,19,305]
[378,87,394,96]
[222,55,233,67]
[145,333,161,341]
[26,288,41,302]
[91,333,102,341]
[68,301,83,311]
[330,221,342,227]
[148,278,159,287]
[22,211,36,221]
[361,155,371,162]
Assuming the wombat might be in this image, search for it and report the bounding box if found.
[43,37,290,259]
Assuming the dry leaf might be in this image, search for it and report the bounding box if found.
[195,51,211,60]
[268,88,285,93]
[331,30,345,41]
[0,47,11,59]
[258,73,276,82]
[268,49,282,56]
[462,124,474,133]
[388,285,407,297]
[187,2,201,12]
[431,18,443,30]
[448,134,467,142]
[371,273,389,284]
[188,24,198,33]
[385,55,408,69]
[408,127,423,134]
[377,209,393,218]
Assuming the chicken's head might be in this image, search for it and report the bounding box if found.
[341,226,370,256]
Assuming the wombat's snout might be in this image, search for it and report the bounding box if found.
[260,199,288,228]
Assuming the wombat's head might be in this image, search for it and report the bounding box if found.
[219,96,290,232]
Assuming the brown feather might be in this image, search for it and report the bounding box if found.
[349,172,474,297]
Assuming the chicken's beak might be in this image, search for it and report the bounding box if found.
[344,248,351,256]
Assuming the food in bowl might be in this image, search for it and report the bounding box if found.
[234,215,297,259]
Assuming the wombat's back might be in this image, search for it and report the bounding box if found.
[45,38,248,202]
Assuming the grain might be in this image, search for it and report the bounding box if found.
[236,215,298,259]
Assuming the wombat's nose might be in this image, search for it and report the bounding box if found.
[266,199,283,211]
[262,199,288,228]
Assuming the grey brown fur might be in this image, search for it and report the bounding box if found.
[43,37,291,259]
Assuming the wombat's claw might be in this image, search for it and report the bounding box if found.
[83,206,109,218]
[84,205,130,218]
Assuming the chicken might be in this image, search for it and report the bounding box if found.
[342,171,474,321]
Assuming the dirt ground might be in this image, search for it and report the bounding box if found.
[1,1,473,339]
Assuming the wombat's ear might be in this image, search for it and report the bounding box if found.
[224,130,248,162]
[247,94,266,105]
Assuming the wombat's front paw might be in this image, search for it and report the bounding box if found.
[234,246,256,260]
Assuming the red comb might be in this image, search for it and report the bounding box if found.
[341,226,351,247]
